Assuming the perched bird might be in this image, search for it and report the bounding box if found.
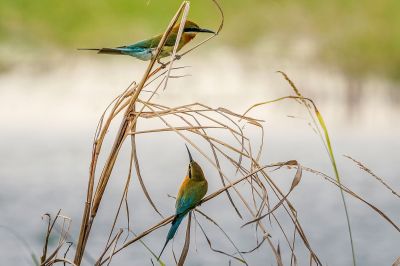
[79,20,214,64]
[158,145,208,259]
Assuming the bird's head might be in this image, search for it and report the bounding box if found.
[174,20,215,35]
[185,145,206,181]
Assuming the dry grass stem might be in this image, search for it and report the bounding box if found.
[344,155,400,198]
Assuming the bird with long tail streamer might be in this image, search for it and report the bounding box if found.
[158,145,208,260]
[79,20,214,65]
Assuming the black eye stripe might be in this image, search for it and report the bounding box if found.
[184,27,199,32]
[188,165,192,178]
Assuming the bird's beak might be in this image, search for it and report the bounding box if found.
[198,28,216,34]
[185,144,194,163]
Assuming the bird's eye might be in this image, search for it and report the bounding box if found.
[188,165,192,179]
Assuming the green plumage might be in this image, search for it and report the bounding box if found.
[158,147,208,260]
[79,20,215,61]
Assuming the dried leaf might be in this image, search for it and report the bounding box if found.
[276,243,284,266]
[289,163,302,191]
[131,132,162,216]
[242,164,302,227]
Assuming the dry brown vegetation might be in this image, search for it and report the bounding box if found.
[36,1,400,266]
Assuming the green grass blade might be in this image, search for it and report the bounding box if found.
[278,71,356,266]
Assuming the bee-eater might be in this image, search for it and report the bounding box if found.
[79,20,214,63]
[158,145,208,259]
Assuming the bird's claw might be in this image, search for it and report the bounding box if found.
[157,59,167,69]
[174,54,182,60]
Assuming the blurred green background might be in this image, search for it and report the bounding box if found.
[1,2,400,265]
[0,0,399,80]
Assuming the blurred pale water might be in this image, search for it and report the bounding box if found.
[0,51,399,265]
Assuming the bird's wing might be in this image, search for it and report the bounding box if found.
[164,32,179,47]
[176,194,194,215]
[130,35,161,49]
[175,178,194,215]
[122,32,179,50]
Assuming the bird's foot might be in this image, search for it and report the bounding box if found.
[174,54,182,60]
[157,59,167,69]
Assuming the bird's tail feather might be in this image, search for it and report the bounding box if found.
[158,213,186,260]
[158,240,169,261]
[77,48,100,51]
[77,48,124,55]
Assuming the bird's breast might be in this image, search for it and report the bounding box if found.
[181,33,196,45]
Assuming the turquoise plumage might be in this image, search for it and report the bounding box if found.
[78,20,214,62]
[158,146,208,259]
